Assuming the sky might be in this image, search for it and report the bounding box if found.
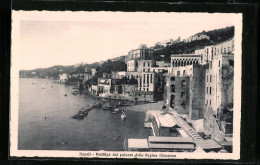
[12,11,241,70]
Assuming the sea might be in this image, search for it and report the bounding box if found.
[18,78,151,151]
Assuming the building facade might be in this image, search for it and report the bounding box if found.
[137,60,155,73]
[127,60,138,72]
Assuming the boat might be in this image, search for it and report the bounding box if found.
[111,108,121,114]
[103,106,112,110]
[72,91,78,95]
[121,112,126,120]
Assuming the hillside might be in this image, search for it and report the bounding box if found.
[152,26,234,62]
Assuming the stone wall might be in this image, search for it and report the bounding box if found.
[189,65,207,120]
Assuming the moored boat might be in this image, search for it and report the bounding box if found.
[111,108,121,114]
[103,106,113,110]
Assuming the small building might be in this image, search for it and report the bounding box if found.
[59,73,68,83]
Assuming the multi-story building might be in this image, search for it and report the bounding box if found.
[165,64,208,120]
[125,71,139,79]
[138,72,158,92]
[127,59,138,72]
[195,38,234,65]
[125,45,153,63]
[83,67,96,82]
[170,54,201,74]
[205,53,234,116]
[137,60,155,73]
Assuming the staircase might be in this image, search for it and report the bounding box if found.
[174,115,203,140]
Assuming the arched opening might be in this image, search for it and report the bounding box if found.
[170,76,175,81]
[170,84,175,92]
[181,92,185,98]
[181,80,186,89]
[170,95,175,108]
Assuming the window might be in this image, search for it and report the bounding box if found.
[177,71,180,76]
[171,77,175,81]
[147,74,149,84]
[151,74,153,83]
[147,88,149,91]
[183,70,186,75]
[181,80,186,89]
[143,62,145,67]
[207,87,208,94]
[207,75,208,82]
[171,84,175,93]
[143,74,146,83]
[170,95,175,108]
[210,99,211,105]
[148,62,150,67]
[219,60,220,67]
[181,92,185,98]
[148,69,150,72]
[224,48,226,53]
[143,69,145,72]
[229,60,234,67]
[210,87,212,95]
[210,75,212,82]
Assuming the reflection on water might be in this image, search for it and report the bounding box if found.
[18,78,150,151]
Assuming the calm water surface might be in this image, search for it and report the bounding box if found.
[18,78,150,151]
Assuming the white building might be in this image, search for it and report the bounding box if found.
[127,60,138,72]
[138,72,158,92]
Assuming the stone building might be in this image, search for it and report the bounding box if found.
[165,64,208,120]
[171,54,201,68]
[125,44,153,63]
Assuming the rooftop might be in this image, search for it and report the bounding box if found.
[148,136,194,143]
[156,114,177,128]
[148,143,195,150]
[194,139,222,150]
[171,54,201,57]
[128,139,148,149]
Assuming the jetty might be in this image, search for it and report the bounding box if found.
[72,100,106,120]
